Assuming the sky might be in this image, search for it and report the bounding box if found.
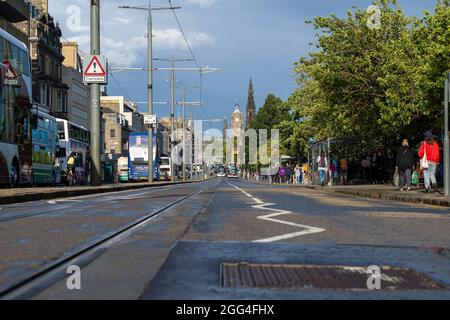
[47,0,434,128]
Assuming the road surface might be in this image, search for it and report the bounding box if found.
[0,178,449,299]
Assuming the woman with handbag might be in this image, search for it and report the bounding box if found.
[418,131,441,193]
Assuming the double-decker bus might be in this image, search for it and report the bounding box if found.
[31,106,59,185]
[0,28,32,186]
[128,132,159,182]
[117,156,129,183]
[56,119,89,184]
[159,156,171,181]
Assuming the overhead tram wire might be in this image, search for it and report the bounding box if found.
[167,0,210,121]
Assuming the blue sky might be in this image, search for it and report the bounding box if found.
[48,0,435,128]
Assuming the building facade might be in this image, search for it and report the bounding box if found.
[14,0,69,115]
[100,96,145,157]
[61,42,90,129]
[0,0,30,45]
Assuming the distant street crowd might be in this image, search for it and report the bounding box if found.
[244,130,444,193]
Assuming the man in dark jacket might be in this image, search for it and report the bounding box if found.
[396,139,415,191]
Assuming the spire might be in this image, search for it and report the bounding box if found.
[245,77,256,130]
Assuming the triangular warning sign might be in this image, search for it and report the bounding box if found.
[2,60,19,86]
[84,56,106,76]
[2,60,18,80]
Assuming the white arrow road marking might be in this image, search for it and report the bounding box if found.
[227,180,326,243]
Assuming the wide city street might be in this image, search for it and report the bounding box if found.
[1,178,449,300]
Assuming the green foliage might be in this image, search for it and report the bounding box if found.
[288,0,450,158]
[250,94,289,130]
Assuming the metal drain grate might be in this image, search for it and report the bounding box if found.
[221,262,445,291]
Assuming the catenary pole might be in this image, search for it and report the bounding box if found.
[90,0,101,186]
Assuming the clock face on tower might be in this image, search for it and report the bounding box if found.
[231,104,243,131]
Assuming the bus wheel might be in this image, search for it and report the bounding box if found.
[10,164,19,188]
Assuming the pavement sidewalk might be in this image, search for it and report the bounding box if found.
[251,179,450,207]
[323,185,450,207]
[0,180,203,205]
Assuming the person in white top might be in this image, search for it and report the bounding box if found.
[317,151,328,186]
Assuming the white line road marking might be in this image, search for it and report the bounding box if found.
[47,200,82,204]
[227,180,326,243]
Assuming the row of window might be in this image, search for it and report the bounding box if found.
[69,124,89,144]
[39,53,61,80]
[39,83,67,112]
[0,36,30,76]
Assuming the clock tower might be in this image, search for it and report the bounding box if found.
[230,104,243,164]
[231,104,244,135]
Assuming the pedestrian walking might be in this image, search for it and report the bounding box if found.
[294,164,302,184]
[418,131,441,193]
[317,151,328,186]
[396,139,415,191]
[302,163,309,184]
[330,157,338,185]
[361,156,371,183]
[278,165,287,184]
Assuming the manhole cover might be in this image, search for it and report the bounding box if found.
[221,262,445,291]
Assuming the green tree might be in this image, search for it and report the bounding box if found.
[291,0,429,157]
[250,94,289,130]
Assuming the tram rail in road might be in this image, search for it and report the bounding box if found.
[0,183,211,300]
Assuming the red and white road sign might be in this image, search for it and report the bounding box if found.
[83,55,108,84]
[1,60,19,86]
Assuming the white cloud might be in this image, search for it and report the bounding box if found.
[187,0,219,9]
[49,0,215,66]
[153,28,216,50]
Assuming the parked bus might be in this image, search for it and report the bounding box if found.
[31,106,59,185]
[0,27,33,186]
[128,132,159,182]
[159,156,171,181]
[56,119,89,184]
[118,156,129,183]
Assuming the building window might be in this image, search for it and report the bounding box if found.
[57,91,63,112]
[40,83,48,106]
[110,129,116,138]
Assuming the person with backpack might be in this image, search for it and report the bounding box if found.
[396,139,415,191]
[317,151,328,186]
[418,131,441,193]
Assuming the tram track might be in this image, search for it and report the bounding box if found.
[0,183,211,299]
[0,184,178,223]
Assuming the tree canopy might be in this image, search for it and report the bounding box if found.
[250,0,450,162]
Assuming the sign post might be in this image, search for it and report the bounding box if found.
[83,55,108,84]
[144,114,157,126]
